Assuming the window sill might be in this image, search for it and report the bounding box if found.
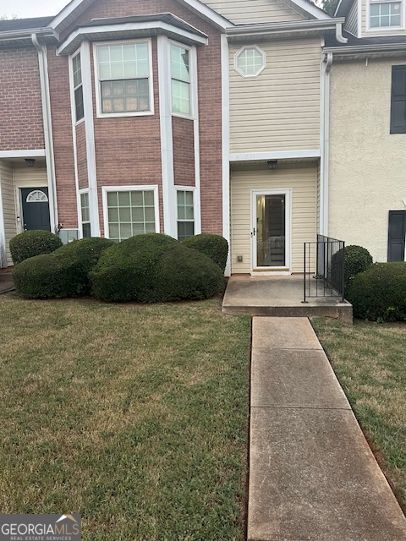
[96,110,155,119]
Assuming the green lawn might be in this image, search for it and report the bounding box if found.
[0,295,250,540]
[312,318,406,509]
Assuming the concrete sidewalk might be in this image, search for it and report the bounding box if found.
[248,317,406,541]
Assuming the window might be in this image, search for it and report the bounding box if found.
[369,1,401,27]
[105,189,157,241]
[171,44,191,116]
[235,46,266,78]
[388,210,406,261]
[80,192,91,238]
[95,42,152,115]
[177,190,194,240]
[72,53,84,122]
[391,65,406,133]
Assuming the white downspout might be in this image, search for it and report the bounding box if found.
[335,21,348,44]
[31,33,58,233]
[320,51,333,236]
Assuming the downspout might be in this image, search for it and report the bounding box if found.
[320,51,333,236]
[31,33,58,233]
[335,21,348,44]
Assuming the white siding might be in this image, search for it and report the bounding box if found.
[0,162,17,266]
[345,0,359,36]
[230,161,318,273]
[204,0,307,24]
[229,39,322,153]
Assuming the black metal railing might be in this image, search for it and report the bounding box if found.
[303,234,345,303]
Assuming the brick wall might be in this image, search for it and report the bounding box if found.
[68,0,224,235]
[76,122,88,190]
[0,47,44,151]
[173,117,195,187]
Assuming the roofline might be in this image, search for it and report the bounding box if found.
[324,42,406,56]
[0,27,56,41]
[57,20,208,55]
[50,0,233,31]
[289,0,331,19]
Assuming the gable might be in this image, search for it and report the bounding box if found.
[202,0,312,24]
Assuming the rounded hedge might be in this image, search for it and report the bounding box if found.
[347,262,406,321]
[91,233,224,303]
[182,234,228,273]
[10,230,62,264]
[343,245,373,291]
[13,237,114,299]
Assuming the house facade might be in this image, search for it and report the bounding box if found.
[0,0,405,274]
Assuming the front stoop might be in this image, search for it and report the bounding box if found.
[248,317,406,541]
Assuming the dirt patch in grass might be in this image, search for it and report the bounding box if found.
[0,295,251,540]
[312,318,406,510]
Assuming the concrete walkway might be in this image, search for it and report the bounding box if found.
[248,317,406,541]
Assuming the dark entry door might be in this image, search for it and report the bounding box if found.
[21,187,51,231]
[388,210,406,261]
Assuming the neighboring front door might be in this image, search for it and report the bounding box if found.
[252,190,290,270]
[388,210,406,261]
[21,188,51,231]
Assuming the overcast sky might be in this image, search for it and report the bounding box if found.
[0,0,71,19]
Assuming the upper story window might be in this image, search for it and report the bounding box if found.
[390,65,406,133]
[170,44,191,116]
[369,1,402,27]
[72,52,84,123]
[95,41,153,117]
[235,46,266,78]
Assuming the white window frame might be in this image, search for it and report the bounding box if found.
[79,188,91,238]
[176,186,196,240]
[93,39,154,119]
[102,185,160,240]
[170,39,195,120]
[69,49,85,126]
[234,46,266,78]
[367,0,404,31]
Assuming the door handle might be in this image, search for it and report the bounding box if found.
[251,228,256,237]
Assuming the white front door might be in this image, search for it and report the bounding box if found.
[251,189,291,271]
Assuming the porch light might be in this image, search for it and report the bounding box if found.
[25,159,36,168]
[267,160,278,170]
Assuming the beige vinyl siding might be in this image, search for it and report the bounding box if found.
[0,162,17,266]
[204,0,307,24]
[229,39,322,153]
[13,165,48,189]
[230,161,318,273]
[345,0,359,36]
[361,0,406,36]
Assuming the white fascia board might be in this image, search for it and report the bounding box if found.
[229,150,321,162]
[57,21,208,55]
[50,0,87,30]
[178,0,232,29]
[0,150,46,158]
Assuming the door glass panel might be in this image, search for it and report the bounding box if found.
[256,194,286,267]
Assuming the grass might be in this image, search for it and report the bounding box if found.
[312,318,406,508]
[0,295,251,540]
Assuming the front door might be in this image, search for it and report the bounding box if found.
[21,188,51,231]
[252,190,290,270]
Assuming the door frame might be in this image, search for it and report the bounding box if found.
[18,186,50,232]
[250,188,292,272]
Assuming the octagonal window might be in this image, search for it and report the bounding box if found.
[235,46,266,77]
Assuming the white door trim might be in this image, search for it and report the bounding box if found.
[251,188,292,272]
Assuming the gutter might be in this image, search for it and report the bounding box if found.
[0,27,55,41]
[31,33,58,233]
[324,42,406,57]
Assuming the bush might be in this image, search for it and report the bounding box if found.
[13,237,113,299]
[91,233,224,303]
[347,262,406,321]
[10,230,62,264]
[182,234,228,273]
[343,245,373,291]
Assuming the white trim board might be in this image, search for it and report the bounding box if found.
[221,34,231,276]
[0,150,46,159]
[230,150,321,162]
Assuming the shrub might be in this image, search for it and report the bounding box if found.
[182,234,229,273]
[347,262,406,321]
[13,237,113,299]
[91,233,224,303]
[10,230,62,264]
[343,245,373,291]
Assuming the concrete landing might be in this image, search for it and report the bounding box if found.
[223,275,353,323]
[248,317,406,541]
